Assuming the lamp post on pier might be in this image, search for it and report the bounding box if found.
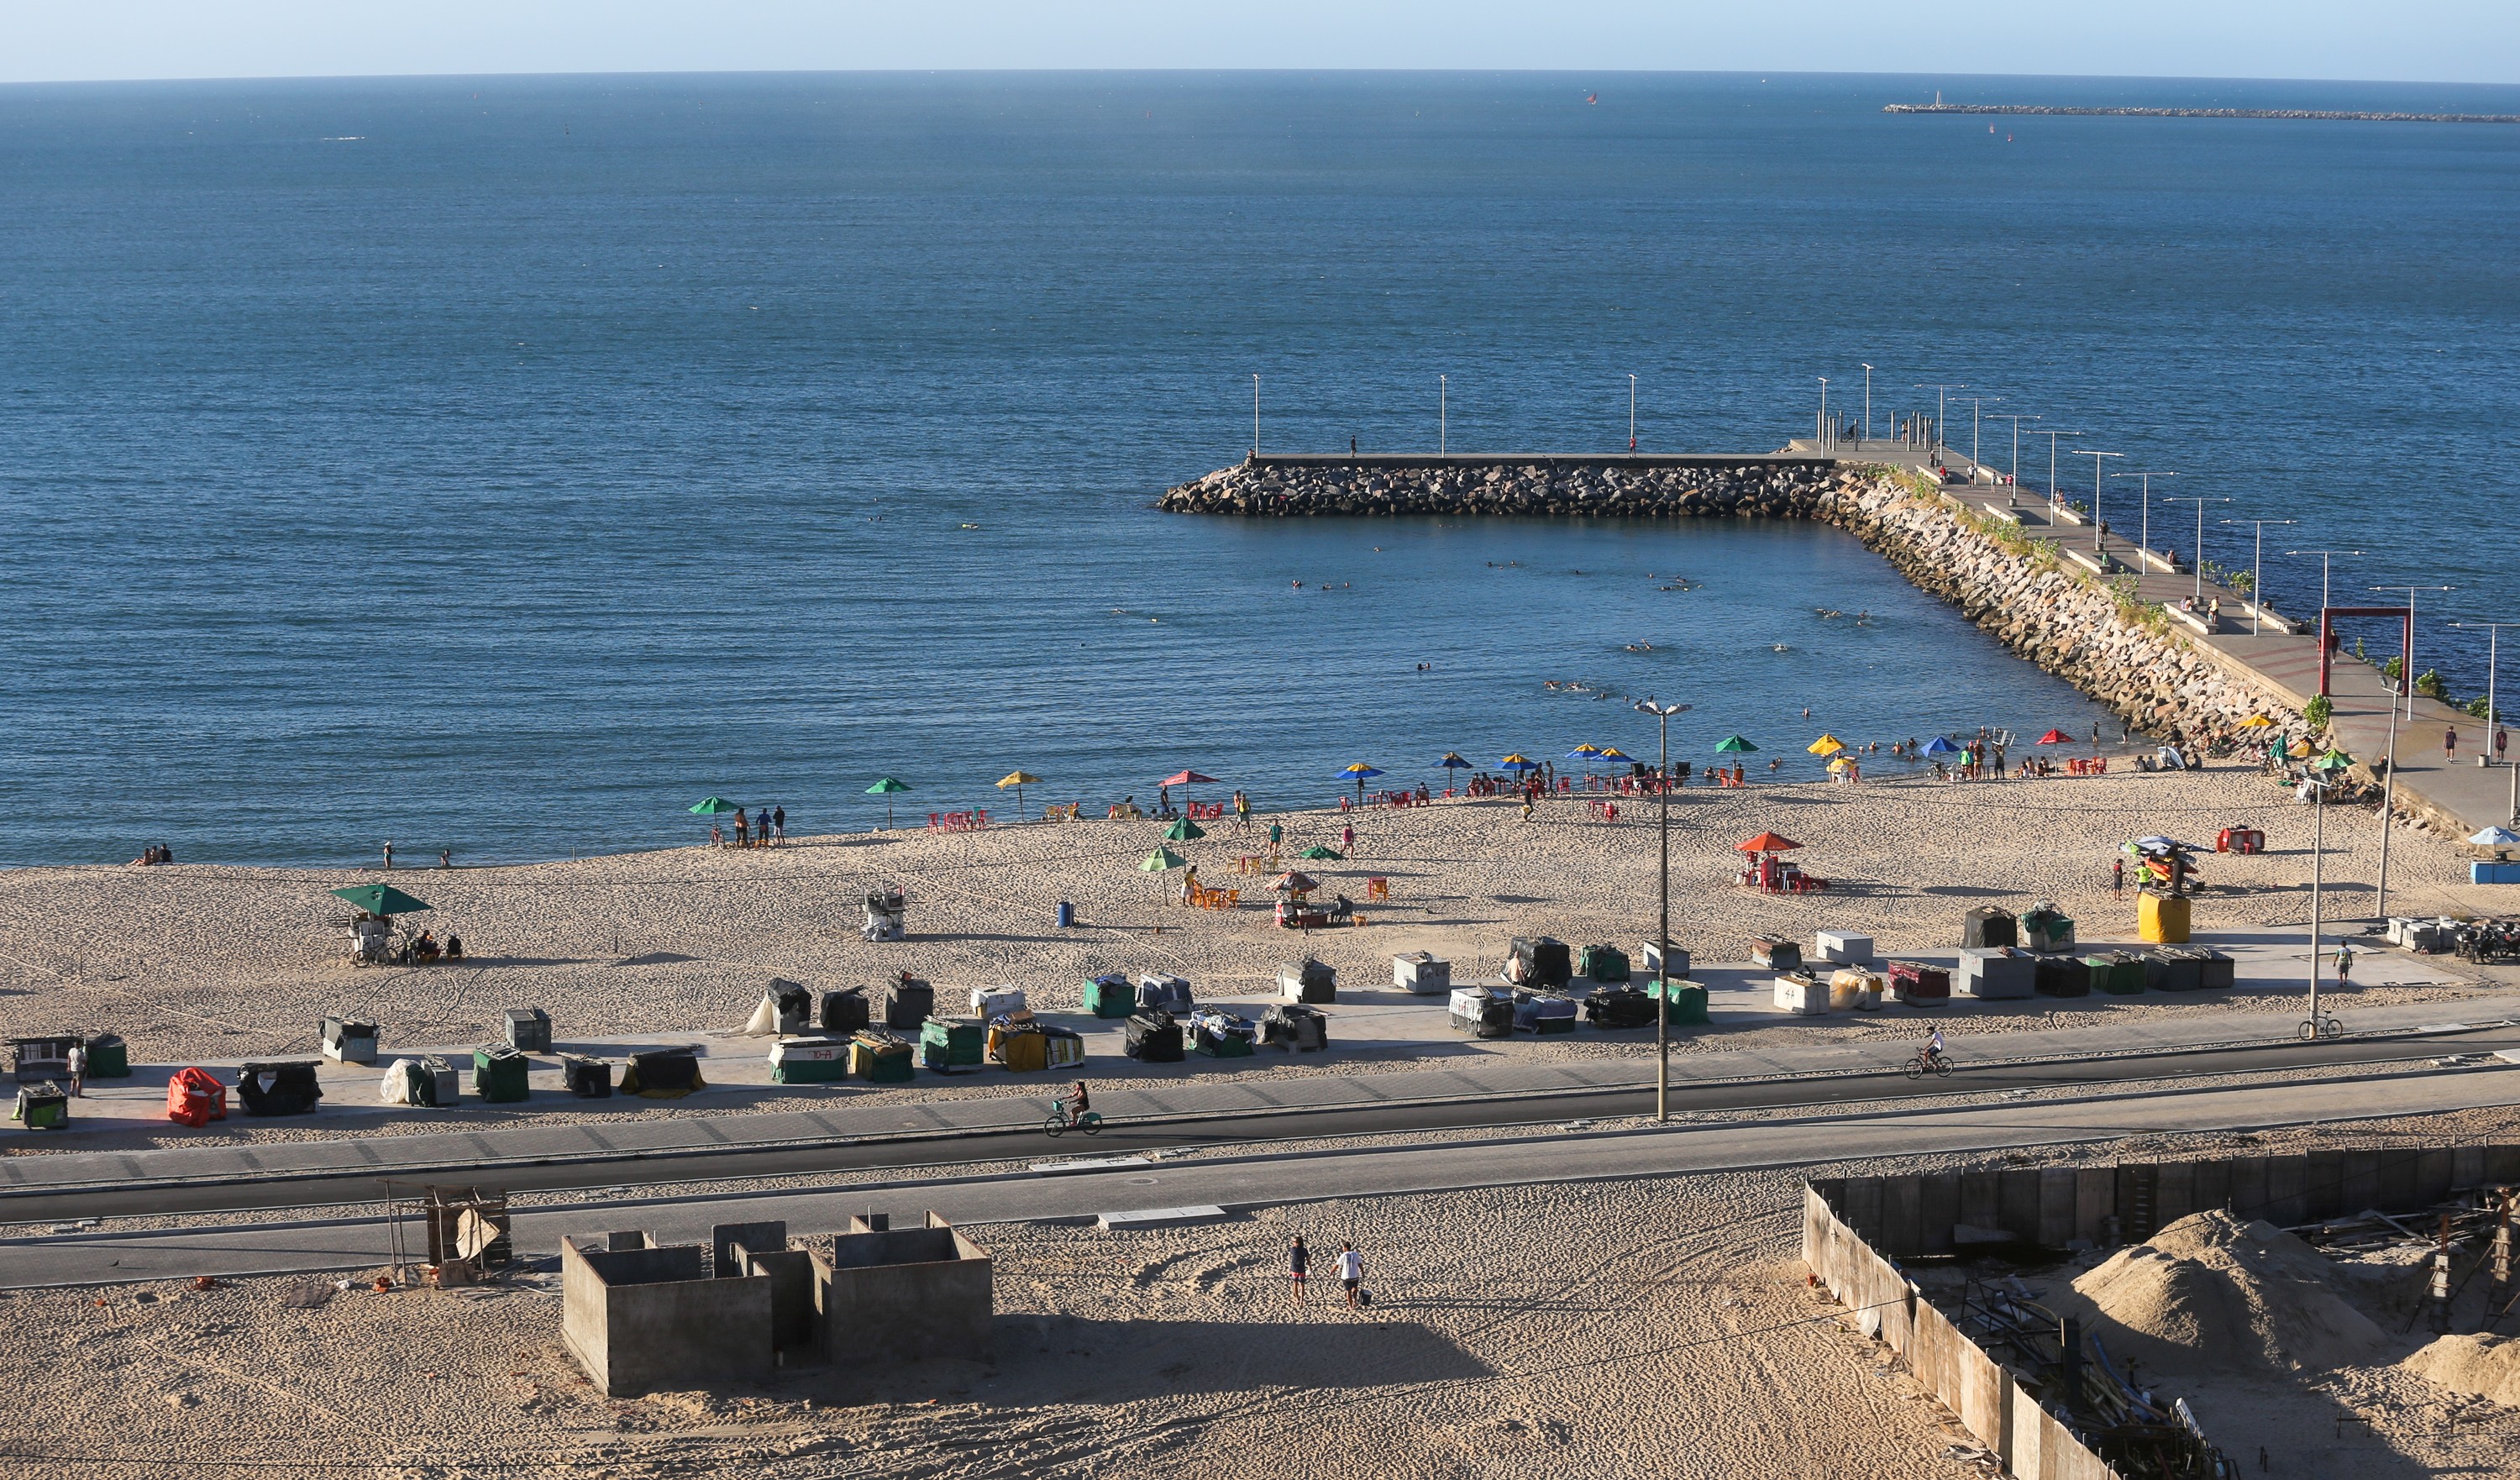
[2447,620,2520,819]
[1438,375,1446,455]
[2111,471,2174,575]
[1634,698,1692,1124]
[2160,496,2231,602]
[2369,584,2455,921]
[1817,378,1830,449]
[2218,518,2297,635]
[2072,449,2124,554]
[1628,374,1637,453]
[1860,364,1873,443]
[1252,374,1260,458]
[2032,428,2081,511]
[2284,548,2365,625]
[1960,395,2000,469]
[1914,382,1966,460]
[1987,413,2038,507]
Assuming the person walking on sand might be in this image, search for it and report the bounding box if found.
[1520,793,1535,822]
[2336,940,2354,989]
[773,805,786,844]
[1268,820,1283,855]
[1233,790,1250,832]
[2113,858,2125,892]
[1289,1236,1310,1303]
[1341,822,1355,853]
[65,1039,84,1098]
[382,840,394,871]
[734,808,749,848]
[1336,1241,1364,1309]
[2446,727,2459,763]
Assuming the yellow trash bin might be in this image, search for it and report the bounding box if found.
[2138,891,2192,944]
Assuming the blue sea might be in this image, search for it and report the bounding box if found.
[1,71,2515,865]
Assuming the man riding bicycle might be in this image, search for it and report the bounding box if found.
[1922,1029,1945,1068]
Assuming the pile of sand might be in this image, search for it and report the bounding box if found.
[2405,1333,2520,1406]
[2072,1210,2387,1373]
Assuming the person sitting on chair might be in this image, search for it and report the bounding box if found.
[444,934,465,962]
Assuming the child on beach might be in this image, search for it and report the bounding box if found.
[1289,1236,1309,1303]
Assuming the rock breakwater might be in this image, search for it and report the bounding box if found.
[1162,458,2302,743]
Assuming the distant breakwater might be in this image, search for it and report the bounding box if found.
[1161,455,2302,744]
[1885,103,2520,126]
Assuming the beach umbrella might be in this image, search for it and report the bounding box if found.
[2471,825,2520,846]
[1734,832,1801,853]
[1162,770,1220,787]
[2239,714,2276,730]
[1808,734,1845,756]
[1339,761,1385,804]
[2316,748,2355,771]
[995,770,1042,820]
[2034,728,2073,745]
[1273,870,1318,894]
[1827,755,1853,772]
[1922,737,1959,755]
[1499,753,1541,773]
[329,884,431,916]
[864,776,912,829]
[1298,844,1343,861]
[1437,752,1472,772]
[1596,747,1631,763]
[2287,737,2317,759]
[1162,816,1207,842]
[1714,736,1758,753]
[690,796,740,814]
[1140,846,1188,872]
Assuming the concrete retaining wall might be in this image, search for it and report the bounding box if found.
[1816,1141,2520,1257]
[561,1238,776,1398]
[815,1217,995,1363]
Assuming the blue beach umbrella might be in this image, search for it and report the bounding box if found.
[1923,737,1959,756]
[1339,761,1385,804]
[1498,754,1542,773]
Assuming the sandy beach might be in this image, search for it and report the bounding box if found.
[0,762,2493,1083]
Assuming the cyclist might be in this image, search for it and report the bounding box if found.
[1920,1029,1946,1071]
[1058,1079,1091,1128]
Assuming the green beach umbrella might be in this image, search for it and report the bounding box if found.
[1298,844,1343,861]
[1714,736,1759,753]
[2313,748,2355,773]
[1163,816,1207,842]
[329,884,431,916]
[865,776,912,830]
[1141,846,1189,872]
[690,796,740,814]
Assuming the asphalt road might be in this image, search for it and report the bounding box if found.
[11,1061,2519,1288]
[8,1023,2517,1225]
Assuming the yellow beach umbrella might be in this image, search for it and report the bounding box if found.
[995,770,1043,819]
[2239,715,2276,729]
[1808,734,1845,756]
[1827,754,1853,772]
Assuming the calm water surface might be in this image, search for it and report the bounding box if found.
[0,72,2513,863]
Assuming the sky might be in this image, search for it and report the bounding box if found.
[3,0,2516,87]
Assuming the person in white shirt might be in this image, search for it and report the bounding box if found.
[1336,1241,1364,1309]
[66,1041,86,1098]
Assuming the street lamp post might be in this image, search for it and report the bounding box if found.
[1818,378,1830,448]
[2112,471,2174,573]
[1439,375,1447,455]
[1860,364,1872,443]
[2032,428,2082,510]
[2448,621,2520,812]
[2072,450,2124,554]
[1628,374,1637,453]
[2302,758,2339,1041]
[2370,585,2454,921]
[1914,383,1966,460]
[1252,374,1261,457]
[2285,548,2365,623]
[2160,496,2232,602]
[1987,413,2039,507]
[1635,697,1691,1124]
[2219,519,2298,635]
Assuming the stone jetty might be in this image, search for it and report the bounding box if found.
[1162,456,2302,745]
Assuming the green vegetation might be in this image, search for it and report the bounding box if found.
[2463,695,2502,721]
[2414,668,2448,700]
[2304,694,2333,729]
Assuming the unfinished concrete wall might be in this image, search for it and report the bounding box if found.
[1814,1141,2520,1257]
[734,1242,821,1358]
[2008,1385,2118,1480]
[561,1237,776,1397]
[816,1219,994,1363]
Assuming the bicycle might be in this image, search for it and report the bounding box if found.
[1904,1049,1954,1080]
[2297,1016,2343,1042]
[1043,1104,1104,1138]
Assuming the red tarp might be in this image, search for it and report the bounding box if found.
[166,1066,227,1126]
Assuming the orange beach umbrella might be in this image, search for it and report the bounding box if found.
[1734,832,1802,853]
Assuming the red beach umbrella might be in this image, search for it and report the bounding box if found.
[2034,729,2073,745]
[1735,832,1802,853]
[1162,770,1221,786]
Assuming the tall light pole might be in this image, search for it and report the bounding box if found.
[1960,395,2000,467]
[1914,382,1966,460]
[2073,449,2124,553]
[1860,364,1873,443]
[2301,753,2340,1042]
[2448,621,2519,796]
[2219,518,2297,635]
[1987,413,2039,506]
[1439,375,1446,455]
[2161,496,2231,602]
[1817,378,1830,447]
[1628,374,1638,453]
[1635,697,1690,1124]
[2112,471,2174,572]
[2370,585,2454,921]
[1252,373,1261,457]
[2285,548,2365,623]
[2032,428,2082,508]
